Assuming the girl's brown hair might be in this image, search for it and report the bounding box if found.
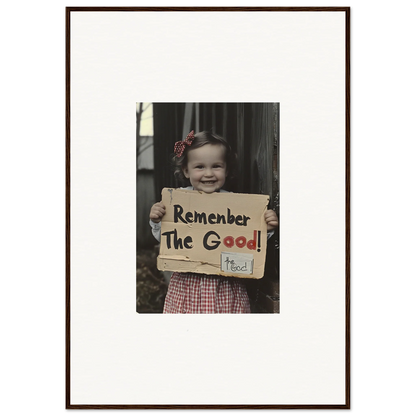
[173,131,237,188]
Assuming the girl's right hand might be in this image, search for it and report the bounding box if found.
[149,202,166,223]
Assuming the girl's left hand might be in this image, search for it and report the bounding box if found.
[265,209,278,231]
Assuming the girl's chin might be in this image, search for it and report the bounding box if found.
[196,184,218,193]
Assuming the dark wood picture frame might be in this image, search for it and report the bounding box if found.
[66,6,350,409]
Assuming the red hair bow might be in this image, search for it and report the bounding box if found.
[173,130,195,157]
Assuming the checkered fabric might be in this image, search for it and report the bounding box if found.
[163,272,251,314]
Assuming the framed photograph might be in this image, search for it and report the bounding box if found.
[67,7,350,409]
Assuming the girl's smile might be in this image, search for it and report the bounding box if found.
[183,144,227,193]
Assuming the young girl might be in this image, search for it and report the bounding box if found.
[149,130,278,314]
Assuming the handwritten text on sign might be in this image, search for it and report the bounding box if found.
[157,188,269,279]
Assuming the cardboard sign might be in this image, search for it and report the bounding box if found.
[157,188,269,279]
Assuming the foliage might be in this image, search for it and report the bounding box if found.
[136,248,168,313]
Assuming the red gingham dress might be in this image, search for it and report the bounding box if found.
[163,272,251,314]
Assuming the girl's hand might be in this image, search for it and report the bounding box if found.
[149,202,166,223]
[265,209,278,231]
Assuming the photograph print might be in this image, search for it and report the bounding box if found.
[136,102,280,314]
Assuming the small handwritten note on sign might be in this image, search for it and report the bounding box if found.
[157,188,269,279]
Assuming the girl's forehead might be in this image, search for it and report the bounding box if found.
[187,144,226,160]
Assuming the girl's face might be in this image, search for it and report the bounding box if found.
[183,144,227,193]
